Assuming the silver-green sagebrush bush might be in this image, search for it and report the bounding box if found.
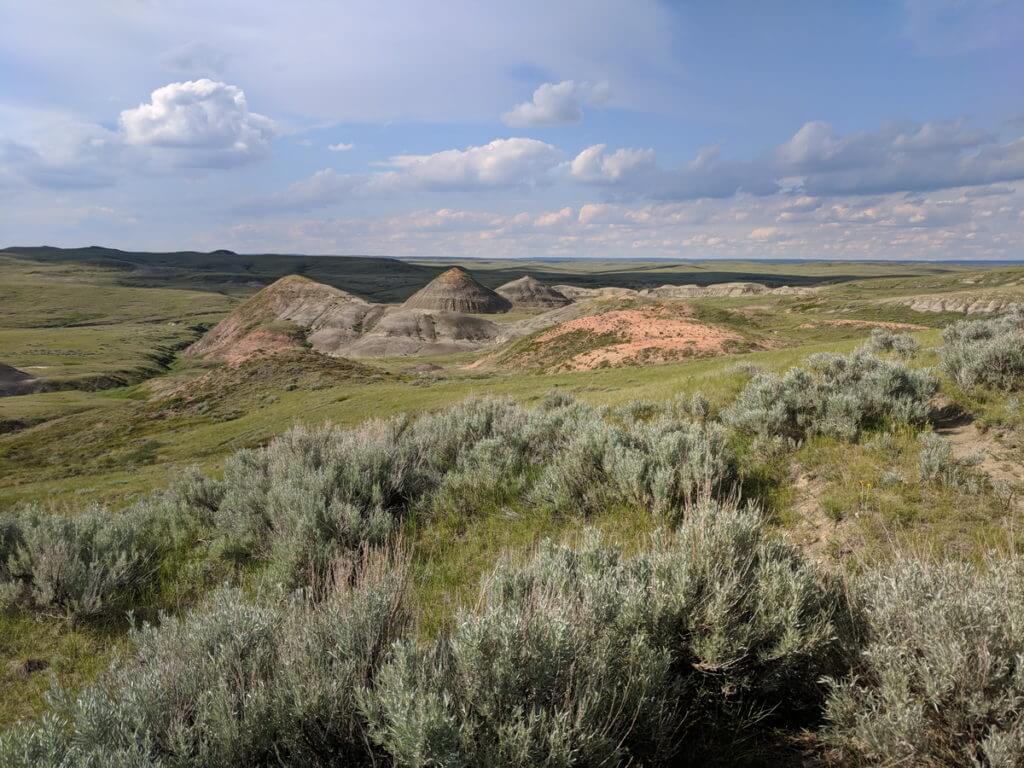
[0,551,410,768]
[860,328,920,360]
[941,311,1024,391]
[364,498,852,767]
[918,431,986,493]
[0,505,163,620]
[725,350,936,442]
[529,413,735,518]
[824,557,1024,768]
[1,395,737,616]
[193,396,737,586]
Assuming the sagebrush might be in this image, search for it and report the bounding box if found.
[941,312,1024,391]
[861,328,920,360]
[824,556,1024,767]
[725,350,936,442]
[365,497,853,767]
[0,551,410,768]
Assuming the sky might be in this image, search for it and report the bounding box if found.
[0,1,1022,260]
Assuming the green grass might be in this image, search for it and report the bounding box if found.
[1,337,882,510]
[0,254,234,389]
[4,248,1024,734]
[0,613,125,726]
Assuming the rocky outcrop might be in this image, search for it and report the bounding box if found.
[402,267,511,313]
[554,282,814,300]
[187,274,502,362]
[330,310,499,357]
[554,285,639,300]
[185,275,373,362]
[894,295,1024,314]
[495,275,572,308]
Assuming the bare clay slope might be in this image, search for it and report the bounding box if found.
[402,267,512,313]
[495,275,572,309]
[186,274,500,362]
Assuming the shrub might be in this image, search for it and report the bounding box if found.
[2,396,739,616]
[194,396,737,584]
[918,432,985,493]
[725,350,936,442]
[0,550,410,768]
[861,328,920,360]
[530,415,736,518]
[823,557,1024,767]
[941,312,1024,391]
[365,498,852,766]
[0,504,164,620]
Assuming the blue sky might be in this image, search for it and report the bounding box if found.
[0,0,1022,259]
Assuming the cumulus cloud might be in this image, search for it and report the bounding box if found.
[567,119,1024,202]
[328,142,354,152]
[119,79,275,167]
[241,137,563,212]
[534,207,575,227]
[502,80,610,127]
[570,144,656,182]
[562,140,777,201]
[775,119,1024,196]
[0,80,276,191]
[225,183,1024,261]
[380,138,561,188]
[0,120,123,190]
[244,116,1024,219]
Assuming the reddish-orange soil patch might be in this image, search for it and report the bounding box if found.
[535,306,744,371]
[220,329,302,366]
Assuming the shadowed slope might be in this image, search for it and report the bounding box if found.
[0,363,41,396]
[496,275,572,308]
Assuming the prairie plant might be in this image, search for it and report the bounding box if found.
[941,311,1024,391]
[365,497,851,766]
[725,350,936,442]
[0,548,410,768]
[824,556,1024,767]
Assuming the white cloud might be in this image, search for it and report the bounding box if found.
[119,79,275,167]
[569,119,1024,202]
[0,118,123,190]
[328,142,354,152]
[0,2,679,125]
[773,119,1024,196]
[242,137,562,212]
[749,226,785,241]
[535,207,575,227]
[570,143,656,182]
[377,138,561,189]
[221,185,1024,260]
[245,117,1024,219]
[502,80,610,127]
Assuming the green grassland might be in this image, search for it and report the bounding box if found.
[3,247,1024,737]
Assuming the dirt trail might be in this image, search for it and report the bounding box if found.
[788,470,856,566]
[932,407,1024,489]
